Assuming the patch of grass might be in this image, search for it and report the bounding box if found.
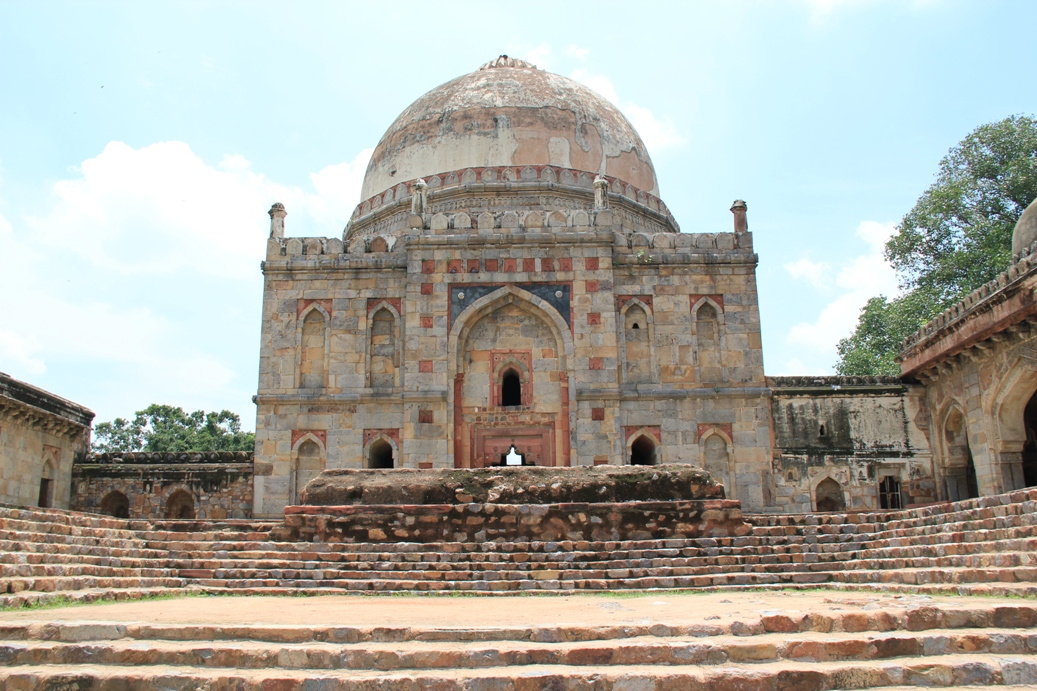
[0,589,207,613]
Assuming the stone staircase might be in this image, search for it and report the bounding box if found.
[142,488,1037,596]
[1,489,1036,608]
[1,599,1036,689]
[0,504,186,608]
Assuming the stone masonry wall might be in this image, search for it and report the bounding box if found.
[769,377,934,513]
[71,452,253,519]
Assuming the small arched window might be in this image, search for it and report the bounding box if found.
[501,368,522,407]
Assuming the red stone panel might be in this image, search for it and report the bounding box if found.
[585,257,599,271]
[485,258,499,272]
[697,423,733,442]
[291,429,327,447]
[421,283,433,295]
[523,258,536,273]
[297,298,333,318]
[419,360,433,373]
[587,312,601,325]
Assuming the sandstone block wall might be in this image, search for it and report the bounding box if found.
[769,376,934,513]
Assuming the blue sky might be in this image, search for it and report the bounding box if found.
[1,0,1035,430]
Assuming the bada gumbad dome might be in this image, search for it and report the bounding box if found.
[359,56,659,201]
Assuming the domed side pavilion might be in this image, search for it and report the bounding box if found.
[251,56,772,517]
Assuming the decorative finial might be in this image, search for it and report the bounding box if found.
[268,203,286,239]
[730,200,748,233]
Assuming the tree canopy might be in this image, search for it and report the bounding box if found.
[836,115,1037,375]
[92,404,255,454]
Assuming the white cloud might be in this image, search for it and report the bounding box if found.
[569,69,687,153]
[785,220,898,362]
[783,257,831,289]
[0,142,371,425]
[566,45,589,60]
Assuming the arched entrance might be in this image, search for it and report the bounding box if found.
[449,286,573,468]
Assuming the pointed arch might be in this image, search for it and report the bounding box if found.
[699,428,732,491]
[100,490,130,518]
[619,298,656,385]
[448,284,574,376]
[937,401,979,501]
[164,488,195,519]
[366,301,402,389]
[692,297,725,382]
[296,303,330,390]
[814,476,846,512]
[291,433,326,504]
[448,285,575,469]
[364,434,398,469]
[625,426,663,465]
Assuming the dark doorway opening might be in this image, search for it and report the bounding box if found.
[37,478,53,508]
[368,439,394,469]
[630,436,657,466]
[101,490,130,518]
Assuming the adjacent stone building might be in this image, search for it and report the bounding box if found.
[898,198,1037,503]
[0,372,93,509]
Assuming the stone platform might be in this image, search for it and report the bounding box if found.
[300,464,724,505]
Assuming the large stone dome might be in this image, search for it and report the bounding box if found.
[1012,197,1037,256]
[360,56,659,201]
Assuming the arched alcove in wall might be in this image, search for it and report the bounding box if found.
[299,307,328,389]
[100,490,130,518]
[629,435,657,465]
[942,405,979,501]
[165,489,195,519]
[293,438,325,503]
[814,477,845,512]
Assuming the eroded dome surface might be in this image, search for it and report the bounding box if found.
[360,56,659,201]
[1012,197,1037,256]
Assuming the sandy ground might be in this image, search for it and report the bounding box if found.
[0,591,1020,629]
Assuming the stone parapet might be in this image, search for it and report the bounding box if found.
[84,451,253,464]
[276,499,750,543]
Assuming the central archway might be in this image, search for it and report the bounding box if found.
[448,285,574,468]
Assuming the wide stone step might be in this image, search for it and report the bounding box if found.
[0,563,174,579]
[0,529,157,554]
[0,550,170,571]
[0,575,186,595]
[0,538,171,561]
[2,628,1034,670]
[0,515,140,542]
[0,585,190,609]
[2,654,1035,690]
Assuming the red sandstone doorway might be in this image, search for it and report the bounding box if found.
[473,425,554,467]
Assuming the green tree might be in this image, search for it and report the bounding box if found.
[836,115,1037,374]
[92,404,255,453]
